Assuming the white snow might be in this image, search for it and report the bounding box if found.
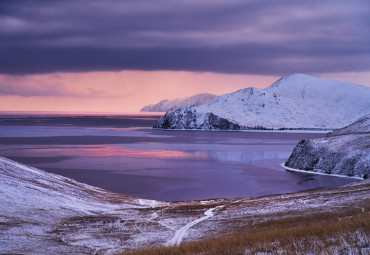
[165,205,224,246]
[284,116,370,178]
[141,93,217,112]
[281,163,363,180]
[158,74,370,130]
[331,114,370,135]
[0,156,171,254]
[1,156,368,254]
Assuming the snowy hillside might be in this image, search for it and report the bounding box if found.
[285,115,370,178]
[1,156,369,254]
[141,93,216,112]
[155,74,370,130]
[0,156,170,254]
[330,114,370,136]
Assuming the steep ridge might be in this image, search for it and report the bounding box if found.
[141,93,217,112]
[154,74,370,130]
[329,114,370,136]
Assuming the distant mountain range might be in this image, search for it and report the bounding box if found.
[154,73,370,130]
[141,93,217,112]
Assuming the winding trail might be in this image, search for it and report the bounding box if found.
[165,205,224,246]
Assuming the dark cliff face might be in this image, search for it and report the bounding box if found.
[285,116,370,178]
[153,107,241,130]
[204,113,241,130]
[285,139,345,174]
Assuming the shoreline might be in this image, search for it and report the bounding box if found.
[281,163,363,180]
[153,128,331,134]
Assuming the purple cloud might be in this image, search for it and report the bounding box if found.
[0,0,369,75]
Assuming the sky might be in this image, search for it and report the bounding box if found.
[0,0,369,113]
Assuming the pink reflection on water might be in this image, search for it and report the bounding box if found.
[31,145,208,159]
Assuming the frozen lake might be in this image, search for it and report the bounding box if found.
[0,114,358,201]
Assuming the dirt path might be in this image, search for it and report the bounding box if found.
[165,205,223,246]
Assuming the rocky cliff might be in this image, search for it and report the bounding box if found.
[285,115,370,178]
[153,106,241,130]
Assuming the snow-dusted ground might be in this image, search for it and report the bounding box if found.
[165,205,224,246]
[155,74,370,130]
[141,93,217,112]
[0,157,170,254]
[1,156,369,254]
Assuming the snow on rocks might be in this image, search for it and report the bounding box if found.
[285,115,370,178]
[154,74,370,130]
[153,106,241,130]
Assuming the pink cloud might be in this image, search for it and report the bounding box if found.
[0,71,278,113]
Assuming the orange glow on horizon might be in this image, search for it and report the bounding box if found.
[0,70,278,113]
[1,70,368,114]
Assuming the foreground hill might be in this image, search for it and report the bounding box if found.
[1,157,369,254]
[285,115,370,178]
[154,74,370,130]
[141,93,217,112]
[0,157,169,254]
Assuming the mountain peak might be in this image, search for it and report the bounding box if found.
[286,73,312,78]
[268,73,318,89]
[155,74,370,130]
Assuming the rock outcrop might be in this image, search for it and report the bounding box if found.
[153,106,241,130]
[285,115,370,178]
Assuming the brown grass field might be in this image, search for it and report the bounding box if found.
[121,183,370,255]
[123,213,369,255]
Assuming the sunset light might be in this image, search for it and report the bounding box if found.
[1,1,369,254]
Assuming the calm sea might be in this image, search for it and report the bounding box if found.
[0,113,358,201]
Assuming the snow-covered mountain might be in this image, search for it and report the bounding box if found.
[141,93,217,112]
[285,115,370,178]
[154,74,370,130]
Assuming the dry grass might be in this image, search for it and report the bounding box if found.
[121,211,369,255]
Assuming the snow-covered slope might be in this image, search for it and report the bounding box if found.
[285,115,370,178]
[155,74,370,130]
[330,114,370,136]
[1,156,369,254]
[0,156,169,254]
[141,93,217,112]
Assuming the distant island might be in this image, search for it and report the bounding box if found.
[141,93,217,112]
[154,74,370,130]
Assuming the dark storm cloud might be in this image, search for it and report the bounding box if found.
[0,0,369,75]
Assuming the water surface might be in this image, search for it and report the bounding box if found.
[0,114,358,201]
